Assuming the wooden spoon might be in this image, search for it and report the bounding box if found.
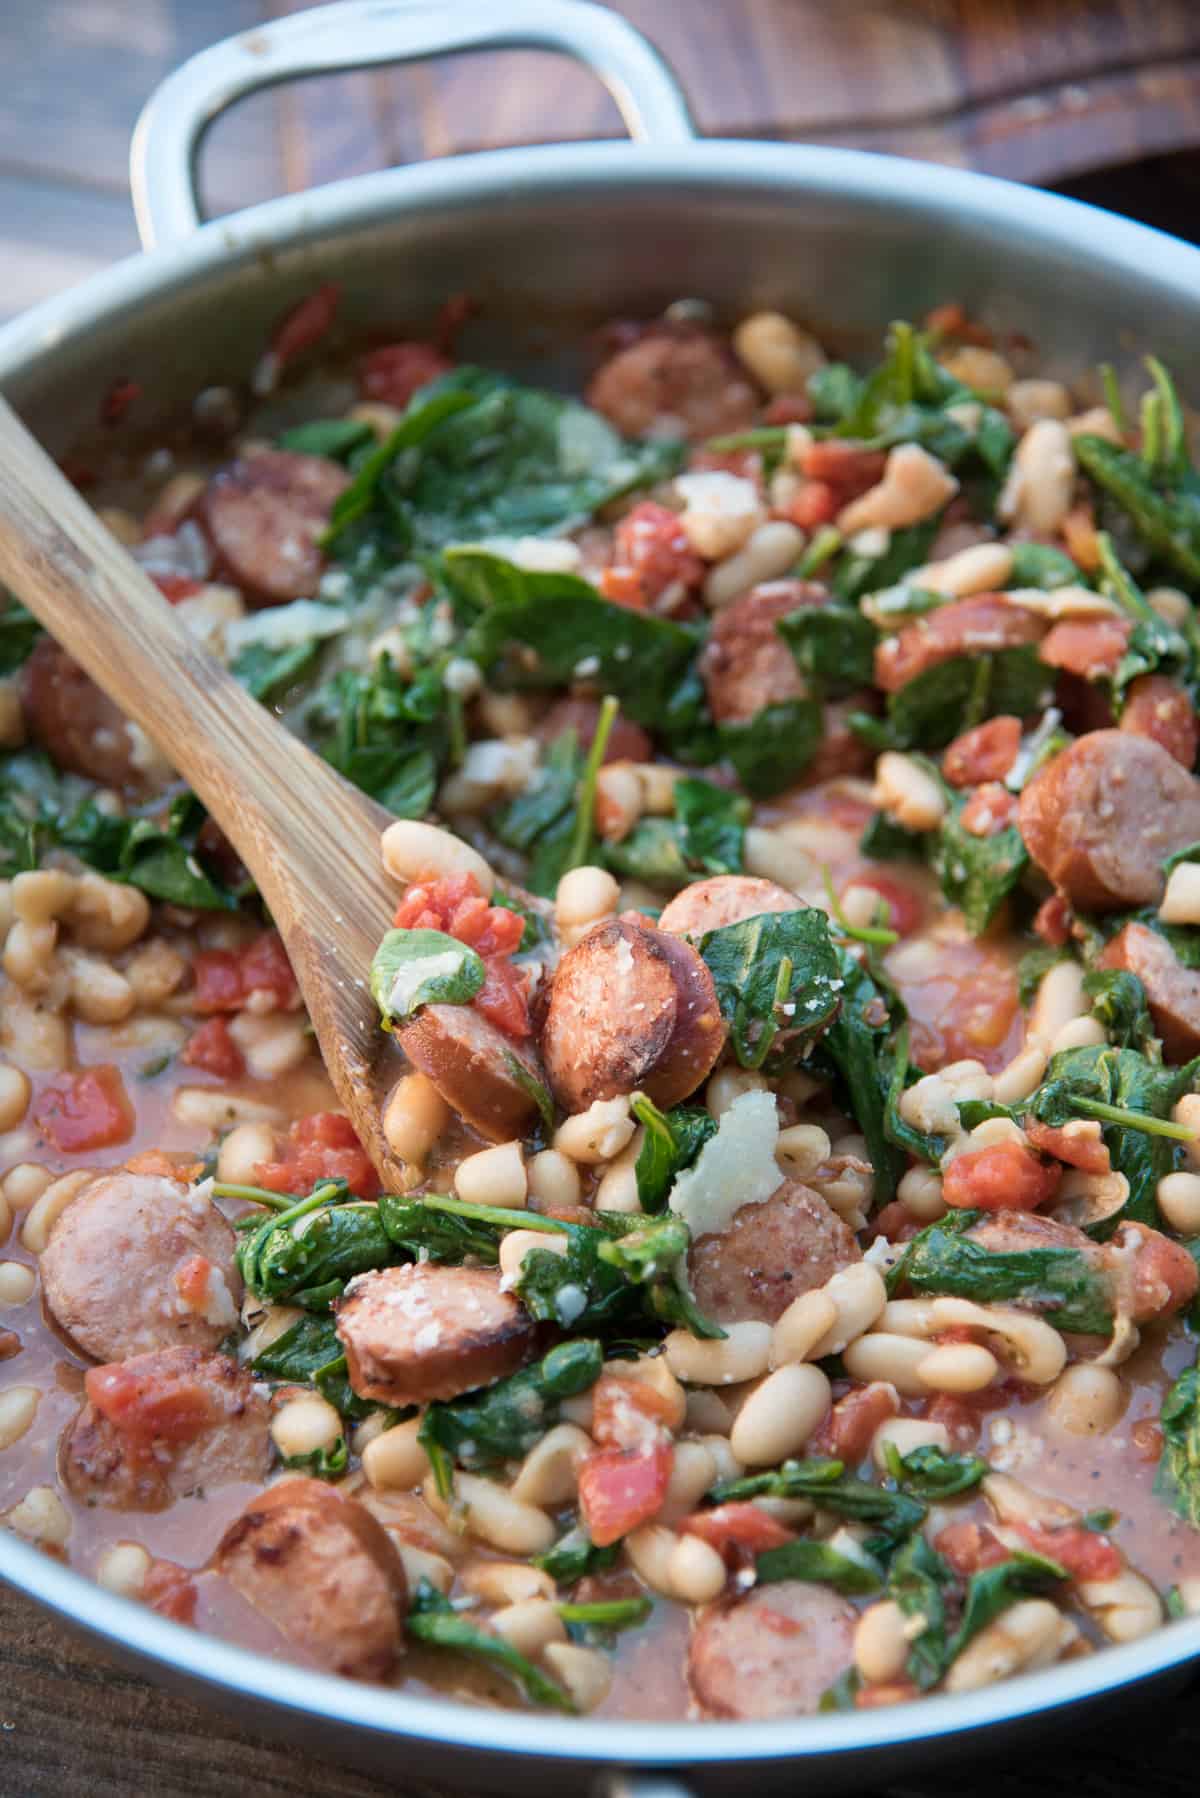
[0,395,411,1190]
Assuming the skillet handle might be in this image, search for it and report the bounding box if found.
[130,0,696,250]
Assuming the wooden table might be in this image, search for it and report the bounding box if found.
[4,2,1200,1791]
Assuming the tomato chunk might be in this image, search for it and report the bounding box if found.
[191,931,298,1015]
[590,1375,678,1452]
[1024,1116,1109,1175]
[942,1140,1061,1212]
[810,1381,900,1466]
[681,1500,794,1563]
[1039,617,1131,680]
[392,872,530,1039]
[359,342,453,408]
[959,782,1018,838]
[577,1441,673,1547]
[272,282,341,365]
[1013,1520,1121,1582]
[151,573,203,603]
[933,1519,1011,1576]
[848,871,925,939]
[33,1065,133,1153]
[239,930,299,1009]
[602,501,705,609]
[85,1359,216,1444]
[1033,894,1073,947]
[181,1017,245,1080]
[143,1558,198,1625]
[1120,674,1199,770]
[254,1110,380,1200]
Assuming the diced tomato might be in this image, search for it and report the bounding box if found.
[1025,1116,1110,1176]
[1131,1418,1164,1462]
[239,930,299,1009]
[32,1065,134,1153]
[172,1255,217,1315]
[150,573,204,603]
[392,872,530,1039]
[577,1441,673,1547]
[101,377,142,426]
[181,1017,245,1081]
[933,1519,1011,1576]
[960,782,1019,838]
[1033,893,1073,947]
[254,1110,379,1200]
[598,565,650,610]
[590,1375,678,1452]
[943,1140,1061,1212]
[85,1359,215,1444]
[1114,1222,1199,1322]
[900,937,1021,1073]
[799,441,887,496]
[1039,617,1132,680]
[681,1500,794,1564]
[810,1382,901,1466]
[924,303,993,347]
[191,931,298,1015]
[847,871,924,938]
[604,501,706,609]
[762,392,812,426]
[191,950,244,1014]
[943,716,1022,788]
[785,479,837,529]
[473,956,531,1039]
[272,282,341,366]
[359,341,453,409]
[1012,1520,1121,1582]
[1120,674,1199,770]
[1061,502,1102,573]
[868,1199,922,1244]
[143,1559,198,1625]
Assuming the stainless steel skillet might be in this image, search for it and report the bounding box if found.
[2,2,1200,1788]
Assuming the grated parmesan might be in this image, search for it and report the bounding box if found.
[668,1089,782,1239]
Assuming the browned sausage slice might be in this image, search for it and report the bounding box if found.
[41,1172,242,1364]
[689,1580,857,1718]
[398,1003,544,1143]
[536,696,653,765]
[1017,730,1200,912]
[61,1347,270,1511]
[688,1180,861,1325]
[197,450,350,605]
[21,638,145,790]
[700,582,825,723]
[335,1263,535,1405]
[875,596,1045,694]
[1119,674,1199,770]
[540,914,725,1113]
[658,875,799,938]
[1098,920,1200,1062]
[585,328,758,441]
[215,1478,406,1681]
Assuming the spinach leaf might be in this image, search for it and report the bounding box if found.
[698,906,842,1069]
[369,928,485,1030]
[945,1550,1066,1665]
[859,810,925,862]
[819,1668,864,1712]
[1008,542,1084,590]
[322,386,480,548]
[419,1338,603,1492]
[376,1192,509,1264]
[1083,968,1156,1054]
[607,778,749,889]
[516,1210,723,1339]
[887,1531,952,1690]
[889,1209,1113,1333]
[708,1457,926,1559]
[533,1527,620,1584]
[872,646,1052,752]
[0,602,40,673]
[557,1597,653,1642]
[1075,433,1200,584]
[883,1443,987,1501]
[492,729,583,898]
[931,781,1028,936]
[277,417,374,460]
[232,1182,392,1309]
[231,638,322,703]
[312,654,449,817]
[808,363,865,423]
[281,1435,349,1481]
[631,1094,717,1213]
[755,1539,883,1596]
[407,1581,574,1712]
[778,605,876,693]
[1157,1354,1200,1529]
[250,1313,372,1419]
[714,699,824,798]
[817,948,906,1205]
[833,518,942,606]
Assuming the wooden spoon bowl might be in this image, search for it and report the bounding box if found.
[0,396,411,1190]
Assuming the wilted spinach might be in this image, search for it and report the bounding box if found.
[630,1094,717,1213]
[419,1338,603,1494]
[1158,1354,1200,1529]
[407,1581,575,1711]
[369,928,484,1030]
[698,905,842,1069]
[887,1208,1114,1333]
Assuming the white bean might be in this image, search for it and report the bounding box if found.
[945,1598,1068,1692]
[1157,1170,1200,1235]
[896,1166,946,1222]
[381,819,495,894]
[871,1417,950,1471]
[998,419,1075,537]
[0,1261,34,1307]
[0,1386,39,1448]
[1007,378,1072,430]
[733,312,825,395]
[624,1523,679,1598]
[917,1342,998,1394]
[1175,1093,1200,1172]
[838,444,959,535]
[874,752,947,833]
[1158,863,1200,925]
[382,1072,450,1169]
[912,541,1015,600]
[542,1642,613,1712]
[592,1137,643,1214]
[775,1123,831,1179]
[663,1321,772,1386]
[843,1332,932,1397]
[658,1441,719,1524]
[555,866,619,945]
[498,1229,569,1284]
[362,1418,430,1491]
[703,523,805,611]
[731,1364,831,1465]
[0,1065,31,1133]
[1028,959,1088,1048]
[1077,1568,1162,1643]
[1044,1363,1124,1436]
[426,1471,555,1555]
[706,1067,769,1120]
[6,1484,71,1547]
[461,1561,555,1607]
[992,1043,1048,1106]
[667,1532,727,1604]
[770,1288,839,1368]
[1050,1015,1106,1053]
[854,1600,909,1684]
[526,1149,582,1212]
[809,1263,887,1359]
[96,1541,150,1599]
[270,1395,342,1462]
[216,1121,277,1186]
[490,1598,567,1658]
[22,1169,93,1254]
[511,1423,593,1507]
[455,1140,527,1208]
[553,1096,634,1164]
[929,1297,1066,1385]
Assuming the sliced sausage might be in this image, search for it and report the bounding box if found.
[535,696,653,764]
[875,596,1045,694]
[1098,921,1200,1062]
[335,1263,535,1405]
[196,450,350,605]
[802,694,878,786]
[688,1580,857,1719]
[1038,617,1131,680]
[61,1347,270,1511]
[1119,674,1199,770]
[943,716,1022,788]
[1017,730,1200,912]
[41,1171,241,1364]
[21,638,147,790]
[689,1180,861,1325]
[540,914,725,1113]
[585,328,758,442]
[398,1002,544,1143]
[700,582,825,723]
[658,874,799,938]
[215,1477,406,1681]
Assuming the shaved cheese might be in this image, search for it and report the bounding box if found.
[225,598,349,653]
[388,951,469,1019]
[669,1088,782,1239]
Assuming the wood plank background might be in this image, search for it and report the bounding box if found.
[4,1,1200,1792]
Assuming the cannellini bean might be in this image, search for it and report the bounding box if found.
[511,1423,593,1507]
[675,471,765,560]
[0,1261,34,1306]
[124,939,188,1007]
[394,1542,455,1596]
[838,444,959,535]
[425,1471,555,1555]
[0,1386,39,1449]
[382,1073,450,1170]
[877,1299,939,1339]
[1077,1568,1163,1643]
[854,1599,909,1684]
[1159,863,1200,926]
[775,1123,832,1180]
[10,870,77,926]
[663,1320,772,1386]
[592,1139,643,1214]
[1,1165,49,1213]
[594,763,643,843]
[362,1418,430,1491]
[1175,1578,1200,1617]
[743,824,815,891]
[625,1523,680,1598]
[706,1067,770,1120]
[1156,1170,1200,1234]
[874,752,947,833]
[227,1012,310,1080]
[1147,585,1192,627]
[842,1332,932,1397]
[998,419,1075,537]
[216,1120,277,1186]
[59,948,135,1026]
[172,1087,285,1130]
[809,1263,887,1358]
[1050,1015,1106,1054]
[733,311,826,394]
[3,919,57,993]
[982,1472,1078,1530]
[270,1395,342,1462]
[0,1065,31,1133]
[555,866,619,946]
[1174,1094,1200,1172]
[667,1532,727,1605]
[553,1096,634,1163]
[704,523,805,611]
[898,1073,962,1141]
[526,1149,582,1212]
[498,1229,569,1284]
[940,346,1014,395]
[731,1364,831,1466]
[461,1561,555,1607]
[542,1642,613,1712]
[634,762,682,815]
[918,1341,999,1394]
[96,1541,151,1599]
[1066,405,1121,442]
[659,1441,719,1523]
[1044,1363,1125,1436]
[1007,378,1072,430]
[871,1417,951,1470]
[770,1288,839,1368]
[490,1598,567,1658]
[685,1388,736,1436]
[454,1140,527,1208]
[896,1166,946,1223]
[606,1354,687,1432]
[945,1598,1069,1692]
[6,1484,71,1548]
[22,1169,93,1254]
[68,873,150,953]
[380,819,495,895]
[992,1043,1048,1106]
[930,1298,1066,1384]
[1028,960,1088,1049]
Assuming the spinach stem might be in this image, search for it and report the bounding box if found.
[1072,1098,1197,1141]
[563,693,619,874]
